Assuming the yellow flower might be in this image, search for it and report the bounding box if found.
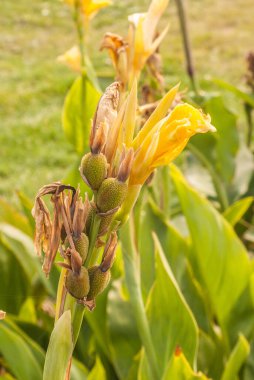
[101,0,169,87]
[128,0,169,79]
[65,0,112,20]
[129,101,215,185]
[57,46,81,73]
[114,82,215,186]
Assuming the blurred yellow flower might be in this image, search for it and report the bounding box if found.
[65,0,112,20]
[57,46,81,72]
[101,0,169,87]
[128,0,169,78]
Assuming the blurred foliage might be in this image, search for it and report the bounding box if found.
[1,0,254,379]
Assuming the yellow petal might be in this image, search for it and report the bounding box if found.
[129,127,161,185]
[143,0,169,46]
[119,79,137,147]
[133,83,180,149]
[83,0,112,18]
[57,46,81,73]
[151,104,216,167]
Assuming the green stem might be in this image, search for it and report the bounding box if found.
[85,213,101,266]
[120,217,160,380]
[188,143,229,210]
[175,0,198,94]
[64,293,86,347]
[244,102,253,148]
[55,267,67,322]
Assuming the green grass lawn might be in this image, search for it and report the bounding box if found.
[1,0,253,204]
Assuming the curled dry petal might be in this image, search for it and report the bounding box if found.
[90,82,120,153]
[32,197,52,258]
[101,232,118,271]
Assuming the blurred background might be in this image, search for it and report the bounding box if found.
[1,0,254,205]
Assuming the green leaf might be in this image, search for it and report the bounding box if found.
[223,197,253,226]
[205,96,239,182]
[211,78,254,108]
[107,279,141,379]
[0,243,29,313]
[62,77,101,154]
[85,289,111,359]
[163,351,209,380]
[71,358,88,380]
[139,235,198,379]
[0,320,43,380]
[17,191,35,232]
[0,197,32,236]
[0,224,54,296]
[171,165,251,325]
[87,357,106,380]
[221,335,250,380]
[3,318,45,368]
[43,310,73,380]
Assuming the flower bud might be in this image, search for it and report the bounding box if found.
[97,178,128,213]
[80,152,108,190]
[65,267,90,300]
[87,266,111,301]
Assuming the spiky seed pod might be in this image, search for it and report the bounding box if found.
[87,266,111,300]
[80,152,107,190]
[65,233,89,263]
[65,267,90,299]
[97,178,128,213]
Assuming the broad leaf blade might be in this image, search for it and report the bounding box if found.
[223,197,253,226]
[107,280,141,379]
[62,77,101,153]
[221,335,250,380]
[43,310,73,380]
[0,320,43,380]
[139,235,198,379]
[171,165,251,325]
[163,352,209,380]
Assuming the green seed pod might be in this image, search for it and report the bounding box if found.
[97,178,128,213]
[65,267,90,299]
[65,233,89,263]
[87,266,111,300]
[81,152,107,190]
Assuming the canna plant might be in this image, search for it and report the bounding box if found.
[24,0,253,380]
[32,78,215,378]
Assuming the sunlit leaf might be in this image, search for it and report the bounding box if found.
[221,335,250,380]
[107,279,141,379]
[223,197,253,226]
[62,77,101,154]
[163,351,209,380]
[87,357,106,380]
[43,310,73,380]
[139,234,198,379]
[0,320,43,380]
[171,165,251,326]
